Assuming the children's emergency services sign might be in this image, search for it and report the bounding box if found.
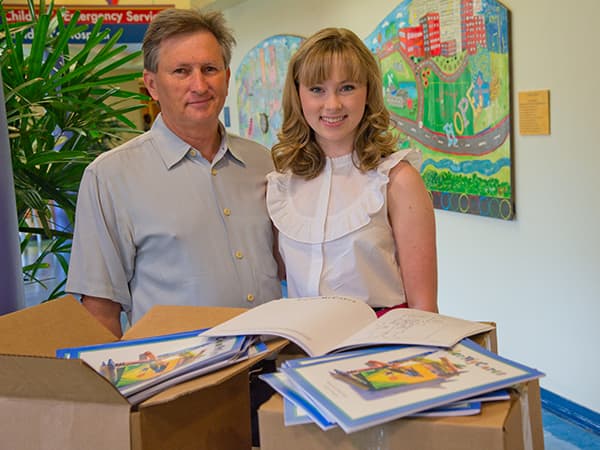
[3,5,171,44]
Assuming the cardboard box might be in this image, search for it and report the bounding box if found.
[260,326,544,450]
[0,295,286,450]
[259,380,544,450]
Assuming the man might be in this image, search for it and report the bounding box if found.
[66,9,281,337]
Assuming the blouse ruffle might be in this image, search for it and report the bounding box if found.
[266,148,422,244]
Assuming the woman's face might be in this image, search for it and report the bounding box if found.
[298,60,367,157]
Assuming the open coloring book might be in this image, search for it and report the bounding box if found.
[203,296,494,356]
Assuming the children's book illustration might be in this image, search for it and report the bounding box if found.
[332,355,462,392]
[56,329,248,398]
[99,343,212,389]
[280,339,543,433]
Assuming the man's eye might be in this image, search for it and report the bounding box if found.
[173,68,188,75]
[203,66,219,74]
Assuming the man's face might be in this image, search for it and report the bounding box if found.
[143,31,230,136]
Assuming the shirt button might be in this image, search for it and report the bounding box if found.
[211,168,217,176]
[189,149,197,157]
[246,294,255,302]
[235,251,244,259]
[223,208,231,216]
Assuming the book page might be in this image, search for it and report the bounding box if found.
[334,308,494,351]
[203,297,377,356]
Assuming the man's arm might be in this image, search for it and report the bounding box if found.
[82,295,123,338]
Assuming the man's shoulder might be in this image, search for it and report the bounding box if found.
[227,133,270,153]
[88,132,154,172]
[226,133,273,166]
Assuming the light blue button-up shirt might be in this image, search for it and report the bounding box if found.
[67,114,281,324]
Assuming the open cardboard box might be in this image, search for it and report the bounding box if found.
[260,327,545,450]
[0,295,287,450]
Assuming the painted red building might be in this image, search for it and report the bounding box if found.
[441,39,457,57]
[399,25,424,58]
[420,12,441,57]
[461,0,488,55]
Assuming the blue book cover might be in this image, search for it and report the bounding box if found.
[56,329,248,399]
[260,360,482,430]
[260,372,337,430]
[280,339,544,434]
[126,339,268,405]
[466,388,511,403]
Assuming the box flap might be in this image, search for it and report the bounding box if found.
[133,371,252,450]
[1,398,131,450]
[0,354,128,405]
[0,295,117,356]
[123,304,251,339]
[472,322,497,353]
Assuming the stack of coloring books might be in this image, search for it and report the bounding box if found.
[56,328,266,405]
[202,296,544,433]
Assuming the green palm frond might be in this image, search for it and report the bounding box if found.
[2,0,149,299]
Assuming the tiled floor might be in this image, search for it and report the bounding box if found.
[20,241,600,450]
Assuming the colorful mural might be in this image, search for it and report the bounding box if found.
[236,34,304,149]
[235,0,511,219]
[366,0,512,219]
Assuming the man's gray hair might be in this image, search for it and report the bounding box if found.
[143,9,236,72]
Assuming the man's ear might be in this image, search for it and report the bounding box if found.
[225,67,231,96]
[143,69,159,101]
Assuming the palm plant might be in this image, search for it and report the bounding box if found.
[1,0,147,299]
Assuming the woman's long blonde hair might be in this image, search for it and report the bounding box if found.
[272,27,397,179]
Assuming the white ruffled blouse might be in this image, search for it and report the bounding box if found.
[266,149,422,307]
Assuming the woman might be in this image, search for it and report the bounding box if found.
[267,27,438,313]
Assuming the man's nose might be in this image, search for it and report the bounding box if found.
[190,69,209,91]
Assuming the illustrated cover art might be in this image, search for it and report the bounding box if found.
[281,340,544,433]
[99,342,212,389]
[331,355,462,391]
[57,329,247,397]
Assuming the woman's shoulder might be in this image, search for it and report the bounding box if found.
[378,148,422,175]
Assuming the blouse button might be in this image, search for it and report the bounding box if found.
[189,149,197,157]
[211,168,217,176]
[223,208,231,216]
[235,251,244,259]
[246,294,255,302]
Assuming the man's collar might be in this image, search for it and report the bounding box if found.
[221,124,246,166]
[151,114,192,169]
[151,116,246,168]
